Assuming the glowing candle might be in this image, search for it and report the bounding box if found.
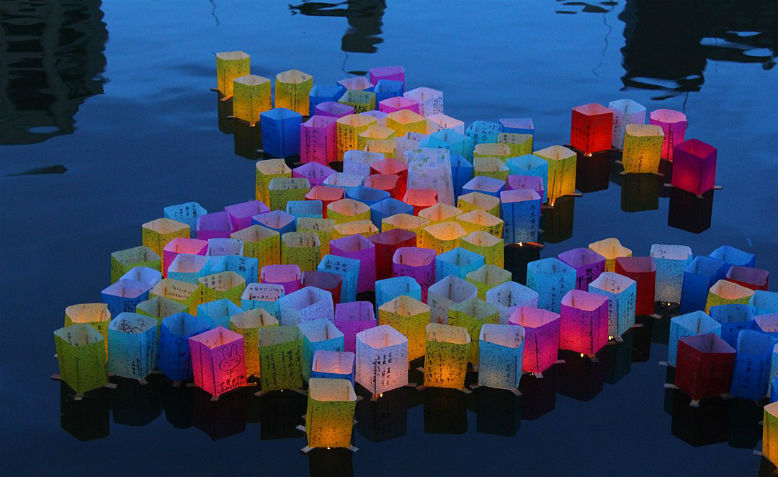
[299,319,345,381]
[435,247,485,282]
[355,325,409,396]
[164,202,208,238]
[260,108,303,157]
[478,324,525,392]
[424,323,470,389]
[668,311,721,366]
[107,313,158,380]
[231,224,280,269]
[674,333,736,401]
[705,279,754,313]
[275,69,313,115]
[230,308,279,378]
[508,306,560,375]
[379,295,430,360]
[649,109,687,161]
[317,255,360,303]
[533,146,576,203]
[608,99,646,150]
[428,276,478,324]
[588,237,632,272]
[335,301,377,352]
[255,159,292,204]
[485,281,539,324]
[258,325,304,391]
[261,264,302,295]
[330,234,376,293]
[54,324,108,394]
[588,272,637,338]
[526,258,576,312]
[215,51,249,98]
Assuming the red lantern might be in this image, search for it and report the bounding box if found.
[614,257,656,316]
[674,333,735,401]
[367,229,417,280]
[570,103,613,156]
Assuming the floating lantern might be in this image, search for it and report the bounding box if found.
[209,256,258,286]
[386,109,427,136]
[166,254,210,283]
[588,238,632,272]
[309,84,346,112]
[526,258,576,312]
[330,234,376,293]
[461,175,505,198]
[268,177,310,212]
[588,272,637,338]
[418,203,462,225]
[506,155,549,201]
[498,133,533,157]
[333,219,379,239]
[499,117,535,135]
[649,109,687,161]
[336,114,377,160]
[279,230,321,272]
[557,247,606,291]
[338,76,373,91]
[164,202,208,238]
[327,198,371,224]
[370,66,405,90]
[559,289,609,356]
[255,159,292,204]
[709,244,756,269]
[435,247,485,282]
[275,69,313,116]
[680,255,729,313]
[649,244,693,304]
[621,124,664,174]
[232,75,271,126]
[614,257,656,316]
[420,221,467,254]
[570,103,613,156]
[231,224,280,268]
[306,187,344,220]
[394,132,427,162]
[355,325,409,396]
[364,138,397,158]
[260,264,302,295]
[322,172,365,196]
[196,211,233,241]
[206,238,243,257]
[379,96,420,114]
[299,319,345,381]
[107,313,158,380]
[403,87,443,117]
[304,377,358,450]
[478,324,525,392]
[361,110,388,127]
[286,200,323,219]
[424,323,471,389]
[428,276,478,324]
[364,174,402,200]
[197,298,242,329]
[334,301,376,352]
[506,175,544,197]
[317,254,360,303]
[252,210,296,236]
[338,90,376,113]
[392,247,436,302]
[533,146,577,203]
[448,297,499,367]
[110,246,161,283]
[379,295,430,360]
[727,266,769,291]
[668,311,721,366]
[156,312,213,381]
[608,99,646,150]
[135,297,186,335]
[752,291,778,316]
[466,121,502,145]
[485,281,539,324]
[260,108,303,157]
[764,402,778,466]
[357,125,396,151]
[473,157,509,181]
[508,306,561,375]
[189,326,246,397]
[101,279,150,317]
[460,231,504,268]
[258,326,304,391]
[142,218,190,257]
[473,143,511,161]
[367,228,417,279]
[312,351,356,382]
[456,210,504,239]
[731,330,777,401]
[230,308,279,378]
[457,192,500,217]
[372,156,407,183]
[198,271,245,305]
[427,129,474,160]
[450,154,474,198]
[224,200,270,232]
[382,214,430,244]
[705,279,754,313]
[315,101,354,119]
[500,189,541,244]
[301,271,343,304]
[278,286,334,326]
[373,79,404,103]
[674,333,735,401]
[709,304,755,348]
[149,278,201,314]
[343,150,384,178]
[294,162,336,188]
[215,51,249,98]
[346,186,390,206]
[54,324,108,394]
[404,189,438,215]
[406,148,455,206]
[64,304,111,357]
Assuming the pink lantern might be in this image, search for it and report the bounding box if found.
[727,266,769,291]
[379,96,421,114]
[509,306,560,376]
[671,139,717,196]
[189,326,247,398]
[260,264,302,295]
[649,109,687,162]
[369,66,405,90]
[364,174,402,200]
[197,211,233,240]
[162,238,208,277]
[314,101,354,118]
[305,186,344,218]
[335,301,377,352]
[224,200,270,232]
[557,247,606,291]
[330,235,376,294]
[392,247,436,302]
[559,289,609,356]
[404,189,438,215]
[300,115,339,165]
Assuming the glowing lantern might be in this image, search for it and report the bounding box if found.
[506,155,548,197]
[426,113,464,135]
[680,256,729,313]
[310,84,346,112]
[280,231,321,271]
[317,254,360,303]
[404,189,438,215]
[498,133,533,157]
[382,214,430,243]
[101,279,150,317]
[457,192,500,217]
[508,307,560,375]
[533,146,576,203]
[621,125,664,174]
[380,96,420,114]
[209,256,258,287]
[197,298,242,329]
[462,176,505,198]
[261,264,302,295]
[608,99,646,150]
[466,121,502,145]
[705,279,754,313]
[255,159,292,204]
[364,174,402,200]
[428,276,478,324]
[588,272,637,338]
[301,271,343,304]
[473,143,511,161]
[674,333,735,402]
[142,218,190,257]
[355,325,409,396]
[278,286,334,326]
[556,248,606,291]
[197,271,245,305]
[118,266,161,291]
[330,234,376,294]
[526,258,576,312]
[392,247,436,302]
[460,231,504,268]
[196,211,233,241]
[485,281,539,324]
[427,129,474,161]
[378,295,430,360]
[369,66,405,90]
[406,148,455,205]
[357,125,395,151]
[286,200,323,220]
[506,174,544,198]
[206,238,243,257]
[258,326,304,391]
[420,221,467,254]
[448,297,499,367]
[668,311,721,366]
[215,51,249,98]
[731,330,777,400]
[312,351,356,383]
[709,304,755,348]
[232,75,271,126]
[323,172,365,196]
[299,319,345,381]
[418,203,462,225]
[764,402,778,466]
[367,229,417,279]
[189,326,247,397]
[260,108,303,157]
[275,69,313,116]
[164,202,208,238]
[231,224,280,268]
[252,210,296,236]
[473,157,509,181]
[386,109,427,137]
[327,198,371,225]
[224,200,270,232]
[466,264,511,301]
[135,297,185,335]
[613,257,656,316]
[230,308,279,378]
[333,220,378,239]
[752,291,778,316]
[343,150,384,179]
[107,313,158,380]
[149,278,201,314]
[589,238,632,272]
[166,254,210,283]
[649,109,687,161]
[54,324,107,394]
[372,157,408,183]
[650,244,693,304]
[338,76,372,91]
[346,186,390,206]
[456,209,503,239]
[424,323,471,388]
[306,187,344,220]
[110,246,161,283]
[499,189,540,244]
[709,244,756,269]
[294,162,336,189]
[315,101,354,118]
[338,90,376,113]
[373,79,404,103]
[268,177,310,212]
[394,133,426,163]
[435,247,485,281]
[478,324,525,392]
[570,103,613,155]
[558,290,609,355]
[364,138,397,158]
[403,87,442,117]
[335,301,376,352]
[727,266,769,291]
[670,139,719,195]
[155,312,212,381]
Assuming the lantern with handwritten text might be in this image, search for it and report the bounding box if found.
[189,326,246,397]
[107,313,158,380]
[355,325,409,396]
[508,307,560,375]
[526,258,576,312]
[215,51,249,98]
[54,324,107,394]
[424,323,470,389]
[258,325,303,391]
[649,109,687,162]
[668,311,721,366]
[478,324,525,392]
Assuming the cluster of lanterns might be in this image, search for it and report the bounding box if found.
[51,56,776,459]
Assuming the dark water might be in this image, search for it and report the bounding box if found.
[0,0,776,475]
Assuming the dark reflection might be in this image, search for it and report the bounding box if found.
[668,188,715,234]
[473,387,521,436]
[728,398,762,449]
[621,173,660,212]
[603,331,634,384]
[630,315,654,362]
[356,387,409,442]
[216,96,235,135]
[159,381,195,429]
[759,457,778,477]
[575,151,611,193]
[670,392,729,446]
[423,388,467,434]
[557,350,607,401]
[260,390,306,440]
[289,0,386,54]
[651,315,671,345]
[60,382,110,441]
[504,242,543,285]
[518,367,558,420]
[540,196,575,244]
[233,121,263,160]
[193,387,248,440]
[111,378,162,427]
[308,448,354,477]
[0,0,107,144]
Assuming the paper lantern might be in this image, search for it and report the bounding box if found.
[110,246,161,283]
[570,103,613,155]
[304,377,357,450]
[305,188,344,221]
[364,138,397,158]
[420,222,466,255]
[336,114,377,160]
[258,326,304,391]
[679,256,728,313]
[386,110,428,137]
[326,198,370,225]
[499,117,534,135]
[620,124,664,174]
[406,148,455,206]
[197,298,242,329]
[338,76,373,91]
[448,297,499,366]
[310,84,346,113]
[256,159,292,204]
[369,199,410,231]
[197,271,245,305]
[260,264,302,295]
[435,247,485,282]
[294,162,336,189]
[462,176,505,198]
[670,139,718,195]
[197,211,233,241]
[275,69,313,115]
[418,203,462,225]
[252,210,296,236]
[727,266,768,291]
[558,290,609,355]
[588,238,632,273]
[334,301,376,353]
[164,202,208,238]
[705,279,754,313]
[382,214,430,244]
[764,402,778,466]
[312,351,356,382]
[752,291,778,316]
[357,125,395,152]
[338,90,376,113]
[424,323,470,389]
[428,276,478,325]
[373,79,404,104]
[372,155,407,181]
[101,279,150,317]
[230,225,279,269]
[674,333,736,401]
[378,295,430,361]
[142,218,190,257]
[223,201,269,233]
[189,326,246,397]
[346,186,390,207]
[370,66,404,90]
[211,256,258,287]
[281,231,321,272]
[166,254,210,284]
[330,234,376,294]
[107,313,157,380]
[391,247,435,302]
[322,173,365,197]
[709,304,755,348]
[54,324,108,394]
[278,286,335,326]
[299,319,345,381]
[456,209,504,238]
[668,311,721,366]
[394,133,427,163]
[608,99,646,149]
[260,108,303,157]
[526,258,576,313]
[557,247,606,292]
[478,324,525,392]
[588,272,637,338]
[450,154,474,198]
[380,96,420,114]
[473,143,511,161]
[286,200,323,220]
[301,271,343,305]
[206,238,243,258]
[506,175,544,198]
[355,325,409,396]
[473,157,509,181]
[215,51,249,98]
[400,190,436,216]
[64,303,111,358]
[485,281,539,324]
[533,146,576,204]
[300,115,339,165]
[459,231,504,268]
[465,264,510,301]
[457,192,500,217]
[317,254,360,303]
[466,120,502,145]
[403,87,442,117]
[508,307,560,375]
[162,237,208,277]
[506,155,548,200]
[135,296,186,336]
[229,308,279,378]
[427,129,474,160]
[156,312,212,381]
[267,177,310,212]
[613,257,656,316]
[649,109,687,161]
[315,101,354,119]
[498,133,533,157]
[710,245,756,269]
[731,330,777,401]
[343,150,384,179]
[149,278,201,314]
[333,220,378,239]
[649,244,693,304]
[232,75,271,126]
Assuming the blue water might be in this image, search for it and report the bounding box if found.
[0,0,776,475]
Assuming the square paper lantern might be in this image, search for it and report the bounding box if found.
[765,402,778,466]
[608,99,646,150]
[614,257,656,316]
[231,224,280,269]
[370,198,413,230]
[428,276,478,324]
[727,266,769,291]
[650,244,693,304]
[435,247,485,282]
[622,124,664,173]
[705,280,754,313]
[252,210,296,236]
[286,200,323,220]
[462,176,505,199]
[54,324,107,394]
[558,247,606,291]
[110,246,161,283]
[455,210,504,238]
[163,238,209,277]
[427,129,474,160]
[372,157,408,186]
[473,143,511,162]
[570,103,613,156]
[215,51,249,98]
[232,75,271,126]
[323,173,365,197]
[196,211,233,240]
[336,114,377,160]
[588,272,637,339]
[230,308,279,377]
[370,66,405,90]
[312,350,356,382]
[368,229,417,280]
[64,303,111,355]
[335,301,377,352]
[346,186,390,206]
[198,271,246,305]
[294,162,336,189]
[709,304,755,348]
[380,96,420,114]
[164,202,208,238]
[355,325,409,396]
[498,133,533,157]
[167,254,210,283]
[394,133,427,162]
[506,155,549,203]
[526,258,576,313]
[338,90,376,113]
[279,286,335,326]
[101,279,150,317]
[142,218,190,257]
[156,312,213,381]
[404,189,438,215]
[680,256,729,313]
[373,79,404,103]
[649,109,687,161]
[364,138,397,158]
[301,271,343,305]
[317,254,360,303]
[752,292,778,316]
[299,319,345,381]
[197,298,242,329]
[330,235,376,294]
[225,200,270,232]
[457,192,501,217]
[281,231,321,272]
[418,203,462,225]
[206,238,243,257]
[731,330,777,401]
[392,247,436,302]
[338,76,373,91]
[674,333,736,401]
[333,220,379,239]
[301,116,339,165]
[424,323,470,389]
[386,110,427,136]
[107,313,158,380]
[344,150,385,179]
[310,84,347,112]
[327,198,371,224]
[478,324,525,392]
[189,326,247,397]
[268,177,310,212]
[382,214,430,244]
[460,231,504,268]
[485,281,539,324]
[305,378,357,450]
[403,87,443,117]
[260,108,303,157]
[255,159,292,204]
[261,264,302,295]
[533,146,577,204]
[559,290,609,356]
[306,187,344,219]
[379,295,430,361]
[209,256,258,286]
[258,326,304,391]
[149,278,201,314]
[275,69,313,115]
[420,222,467,254]
[709,245,756,269]
[358,126,396,151]
[406,148,455,206]
[316,101,355,118]
[448,297,500,366]
[668,311,721,366]
[473,157,509,181]
[499,117,535,135]
[135,296,186,335]
[508,307,560,375]
[466,121,502,145]
[506,175,544,198]
[375,277,422,315]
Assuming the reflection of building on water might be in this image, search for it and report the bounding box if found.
[289,0,386,54]
[619,0,776,96]
[0,0,107,144]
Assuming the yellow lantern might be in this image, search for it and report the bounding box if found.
[364,138,396,158]
[232,75,271,126]
[382,214,430,243]
[142,218,189,257]
[473,157,510,181]
[418,203,463,225]
[150,278,201,314]
[460,231,504,268]
[498,133,533,156]
[420,222,468,254]
[589,237,632,272]
[386,110,427,136]
[327,198,371,224]
[473,143,511,162]
[215,51,249,98]
[622,124,665,174]
[357,125,396,150]
[466,264,511,299]
[705,280,754,313]
[533,145,576,204]
[255,159,292,204]
[304,378,358,451]
[275,69,313,116]
[448,298,499,367]
[764,402,778,467]
[378,295,431,361]
[65,303,111,356]
[455,210,504,238]
[230,308,279,377]
[336,114,377,160]
[282,231,322,272]
[457,192,500,217]
[297,217,336,256]
[197,271,246,306]
[424,323,470,389]
[231,224,281,269]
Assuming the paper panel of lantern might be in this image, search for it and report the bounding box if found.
[392,247,436,302]
[167,254,210,283]
[379,295,430,361]
[118,267,158,292]
[457,192,500,217]
[649,244,693,304]
[406,148,454,206]
[54,324,108,394]
[570,103,613,156]
[334,301,377,352]
[559,290,609,356]
[231,224,281,269]
[65,303,111,355]
[338,89,376,113]
[526,258,576,313]
[466,264,511,300]
[278,286,334,326]
[427,129,474,162]
[101,279,150,317]
[305,378,357,449]
[215,51,249,98]
[435,247,485,282]
[301,115,338,165]
[727,266,769,291]
[680,256,729,314]
[149,278,201,314]
[752,291,778,316]
[448,297,499,367]
[588,238,632,272]
[163,238,208,277]
[473,157,509,182]
[621,124,664,174]
[478,324,525,391]
[164,201,207,238]
[197,298,242,329]
[310,84,347,112]
[420,222,466,255]
[268,177,310,212]
[674,333,735,401]
[668,311,722,366]
[225,199,270,232]
[428,276,478,325]
[260,108,303,158]
[230,308,279,377]
[256,159,292,204]
[533,146,576,203]
[509,306,560,375]
[333,220,379,240]
[455,209,503,238]
[588,272,637,338]
[466,120,502,145]
[135,296,187,336]
[336,114,377,160]
[189,326,247,397]
[232,75,271,125]
[370,199,414,231]
[403,87,442,117]
[107,313,158,380]
[557,247,606,291]
[709,244,756,269]
[485,281,539,324]
[613,257,655,316]
[317,254,360,303]
[505,155,548,200]
[297,217,335,256]
[111,246,162,283]
[286,200,323,220]
[705,279,754,313]
[355,325,409,395]
[301,271,343,305]
[343,150,384,179]
[424,323,470,389]
[368,229,417,280]
[500,189,541,244]
[299,319,345,382]
[258,325,304,391]
[142,218,190,258]
[498,132,533,156]
[281,231,321,272]
[462,176,505,198]
[649,109,687,161]
[197,271,245,305]
[709,304,755,348]
[275,69,313,116]
[329,235,375,295]
[375,277,422,316]
[730,330,777,401]
[418,203,462,225]
[311,350,355,382]
[261,264,302,295]
[608,99,646,150]
[293,162,336,189]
